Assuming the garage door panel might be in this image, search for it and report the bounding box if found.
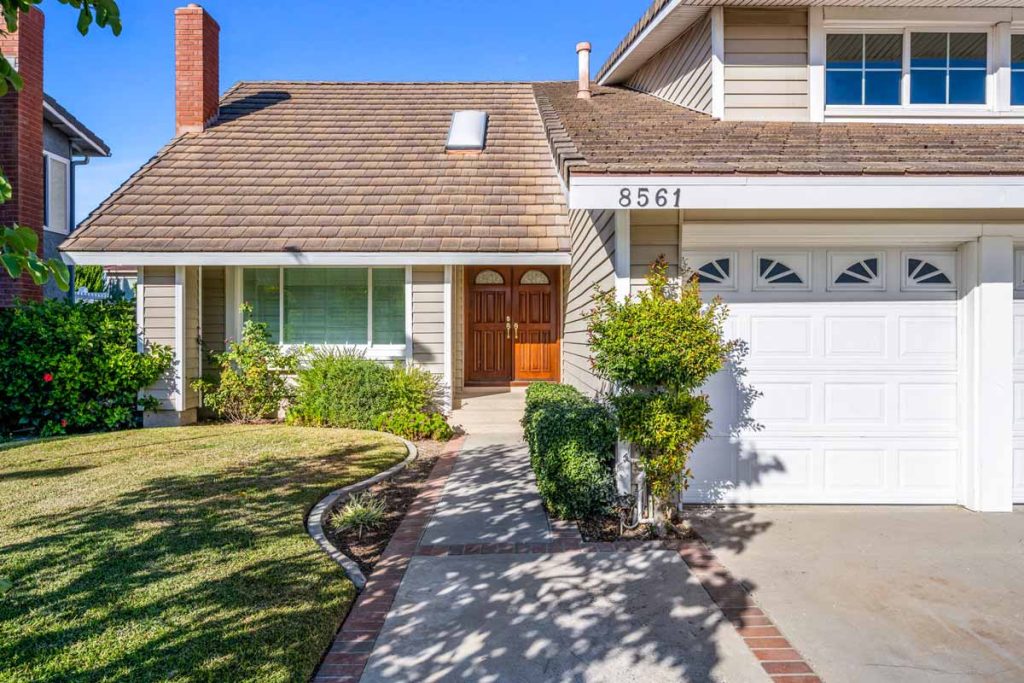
[688,437,958,504]
[898,316,957,360]
[749,316,813,357]
[1014,293,1024,502]
[824,316,886,357]
[685,246,960,505]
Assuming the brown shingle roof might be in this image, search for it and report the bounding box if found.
[64,82,569,254]
[534,81,1024,178]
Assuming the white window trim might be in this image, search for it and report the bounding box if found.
[234,266,411,356]
[42,151,71,235]
[814,17,1024,122]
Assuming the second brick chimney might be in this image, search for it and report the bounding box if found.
[175,3,219,135]
[0,8,45,305]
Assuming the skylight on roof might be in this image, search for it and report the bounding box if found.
[446,110,488,152]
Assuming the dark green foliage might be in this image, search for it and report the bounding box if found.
[0,299,171,437]
[287,352,452,439]
[373,409,454,441]
[521,383,617,519]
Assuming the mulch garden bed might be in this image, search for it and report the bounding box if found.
[577,513,698,543]
[324,439,443,574]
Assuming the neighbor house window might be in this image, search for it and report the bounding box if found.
[241,267,405,347]
[43,154,70,233]
[910,32,987,105]
[1012,34,1024,106]
[826,33,902,105]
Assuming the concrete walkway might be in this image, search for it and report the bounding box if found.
[358,388,767,682]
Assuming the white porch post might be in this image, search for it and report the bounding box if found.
[959,235,1014,512]
[613,209,633,496]
[443,264,453,412]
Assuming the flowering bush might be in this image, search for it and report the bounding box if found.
[0,299,172,437]
[192,307,300,423]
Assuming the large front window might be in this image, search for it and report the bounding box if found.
[242,267,405,347]
[1012,34,1024,106]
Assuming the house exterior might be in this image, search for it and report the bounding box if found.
[61,2,1024,512]
[0,8,110,305]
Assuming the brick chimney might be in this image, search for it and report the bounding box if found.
[0,8,45,305]
[175,3,219,135]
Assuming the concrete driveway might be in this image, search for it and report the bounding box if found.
[690,506,1024,683]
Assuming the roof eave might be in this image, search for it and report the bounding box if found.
[43,96,111,157]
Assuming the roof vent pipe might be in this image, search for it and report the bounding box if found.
[576,42,592,99]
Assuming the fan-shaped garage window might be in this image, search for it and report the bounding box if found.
[903,252,955,290]
[828,252,884,291]
[474,269,504,285]
[519,269,550,285]
[696,258,731,285]
[755,254,808,289]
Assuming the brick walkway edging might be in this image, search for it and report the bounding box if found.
[306,438,419,590]
[314,436,821,683]
[313,436,466,683]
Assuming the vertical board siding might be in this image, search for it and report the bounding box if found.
[724,8,809,121]
[140,266,176,410]
[201,266,226,359]
[625,13,713,113]
[564,209,616,396]
[183,267,202,411]
[630,210,681,293]
[412,265,446,378]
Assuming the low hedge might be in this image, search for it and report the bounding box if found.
[287,351,452,440]
[521,383,617,519]
[0,299,172,437]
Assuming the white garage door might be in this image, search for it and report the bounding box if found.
[1013,250,1024,503]
[684,247,959,505]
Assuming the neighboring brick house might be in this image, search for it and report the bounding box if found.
[0,8,110,305]
[64,1,1024,513]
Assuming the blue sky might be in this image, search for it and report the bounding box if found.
[41,0,650,222]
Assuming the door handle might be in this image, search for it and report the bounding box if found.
[513,322,519,340]
[506,316,511,339]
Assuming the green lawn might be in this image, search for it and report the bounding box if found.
[0,424,408,682]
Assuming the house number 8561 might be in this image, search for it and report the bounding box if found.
[618,187,681,208]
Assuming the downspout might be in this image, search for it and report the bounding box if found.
[68,153,90,299]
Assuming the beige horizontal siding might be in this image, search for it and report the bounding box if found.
[723,8,809,121]
[140,266,176,410]
[412,265,445,378]
[630,210,680,293]
[564,209,615,397]
[624,12,713,114]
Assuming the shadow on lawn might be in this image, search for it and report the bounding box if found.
[360,438,774,683]
[0,439,396,682]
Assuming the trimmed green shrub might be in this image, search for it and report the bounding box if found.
[521,383,616,519]
[0,299,172,437]
[192,308,300,423]
[373,408,453,441]
[588,257,733,510]
[287,351,452,439]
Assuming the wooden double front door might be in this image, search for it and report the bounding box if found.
[465,266,560,384]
